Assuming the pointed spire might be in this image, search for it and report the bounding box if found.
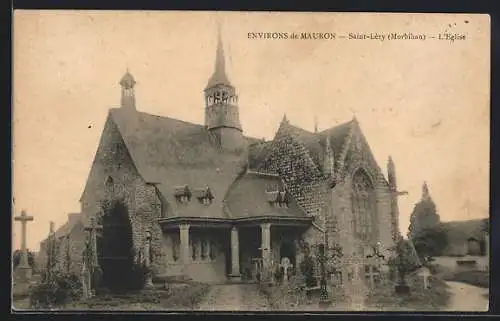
[387,156,396,188]
[281,113,289,124]
[206,24,231,88]
[314,115,318,133]
[422,181,431,201]
[324,134,335,176]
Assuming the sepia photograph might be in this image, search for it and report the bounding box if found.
[12,10,490,312]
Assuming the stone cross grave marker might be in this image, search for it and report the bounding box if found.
[14,210,34,281]
[280,257,292,282]
[84,217,103,268]
[419,266,430,290]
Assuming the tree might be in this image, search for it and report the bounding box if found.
[411,225,448,259]
[388,236,422,287]
[408,200,440,240]
[481,218,489,233]
[12,249,36,269]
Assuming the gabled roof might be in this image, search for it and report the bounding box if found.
[248,140,273,169]
[442,218,488,245]
[225,171,307,218]
[248,118,353,172]
[109,108,248,219]
[40,213,84,246]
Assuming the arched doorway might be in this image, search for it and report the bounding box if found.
[280,241,296,267]
[99,201,136,292]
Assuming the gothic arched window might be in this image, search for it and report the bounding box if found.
[104,176,114,197]
[351,169,376,242]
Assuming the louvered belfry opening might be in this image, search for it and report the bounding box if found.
[99,201,136,292]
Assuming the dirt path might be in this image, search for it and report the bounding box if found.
[196,284,270,311]
[442,281,489,312]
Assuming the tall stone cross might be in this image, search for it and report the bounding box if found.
[84,217,103,268]
[14,210,34,269]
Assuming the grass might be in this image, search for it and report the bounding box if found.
[428,263,489,289]
[259,278,349,311]
[364,274,451,311]
[50,282,211,311]
[443,270,489,289]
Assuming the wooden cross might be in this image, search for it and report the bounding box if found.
[14,210,34,269]
[84,217,103,268]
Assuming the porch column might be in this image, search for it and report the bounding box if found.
[179,224,190,276]
[230,226,241,280]
[261,223,271,281]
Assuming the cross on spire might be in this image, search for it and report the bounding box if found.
[14,210,34,269]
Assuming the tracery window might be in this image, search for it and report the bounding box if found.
[351,169,376,242]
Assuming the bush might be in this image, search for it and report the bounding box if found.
[12,250,36,270]
[29,271,82,309]
[299,255,317,288]
[160,283,211,309]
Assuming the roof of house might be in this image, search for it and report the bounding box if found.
[248,119,353,174]
[442,218,488,245]
[40,213,84,246]
[105,108,359,219]
[110,108,248,219]
[225,171,307,218]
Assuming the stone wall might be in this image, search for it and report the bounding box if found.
[80,114,165,276]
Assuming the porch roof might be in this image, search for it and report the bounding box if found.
[158,215,313,229]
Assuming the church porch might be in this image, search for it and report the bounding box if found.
[158,217,311,284]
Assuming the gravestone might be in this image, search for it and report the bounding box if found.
[80,246,92,299]
[14,210,34,282]
[345,259,367,311]
[280,257,292,282]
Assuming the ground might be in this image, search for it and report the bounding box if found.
[12,276,489,312]
[196,284,270,311]
[442,281,489,312]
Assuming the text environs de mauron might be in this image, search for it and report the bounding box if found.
[247,32,337,40]
[247,32,452,41]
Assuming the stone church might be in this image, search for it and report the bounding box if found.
[54,33,402,288]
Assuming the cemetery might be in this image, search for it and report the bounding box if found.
[12,208,453,311]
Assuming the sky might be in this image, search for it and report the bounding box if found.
[12,11,490,252]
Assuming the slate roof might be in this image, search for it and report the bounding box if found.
[110,109,248,219]
[442,218,488,244]
[40,213,83,246]
[248,119,353,172]
[285,121,353,169]
[225,171,307,218]
[104,108,356,220]
[55,213,83,239]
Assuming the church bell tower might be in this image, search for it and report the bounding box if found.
[120,69,136,110]
[204,29,244,151]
